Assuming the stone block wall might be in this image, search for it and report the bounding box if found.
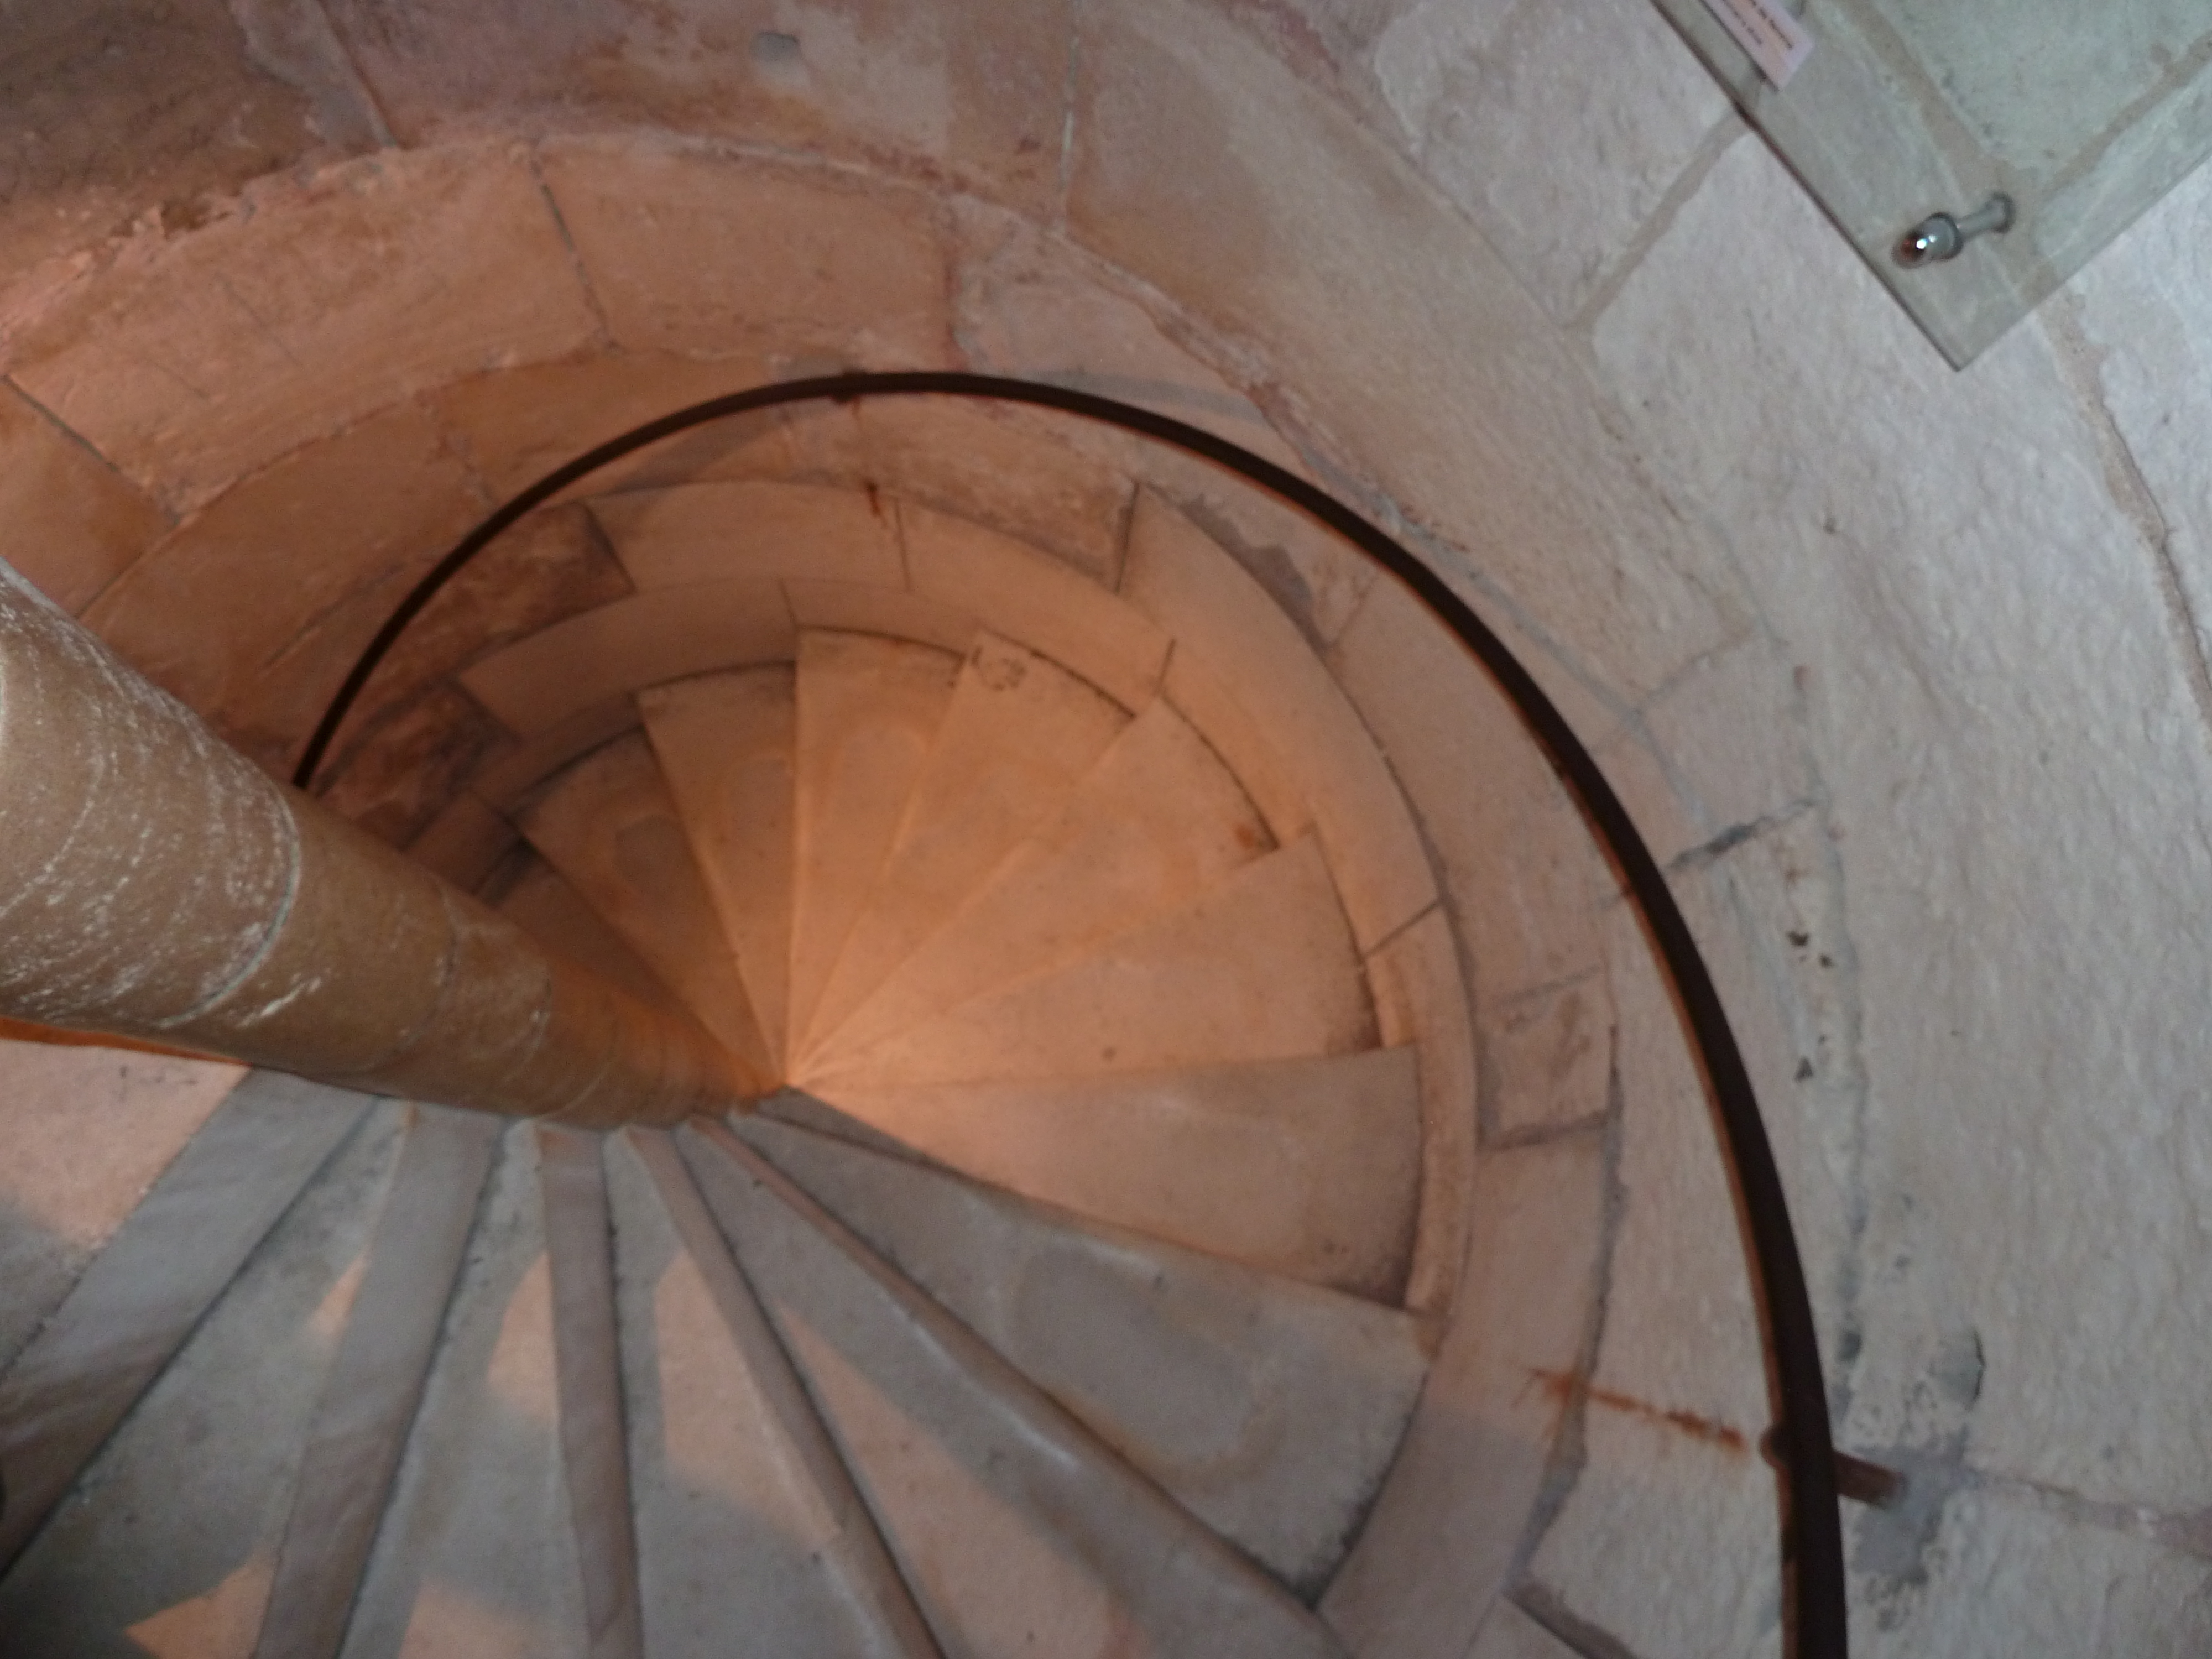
[0,1,2208,1653]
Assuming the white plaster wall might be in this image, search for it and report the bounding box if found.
[1315,3,2212,1652]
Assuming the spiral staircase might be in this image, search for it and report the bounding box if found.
[0,408,1505,1655]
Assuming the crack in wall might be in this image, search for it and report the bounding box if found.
[526,149,616,356]
[1689,759,1873,1436]
[1664,796,1814,877]
[2044,294,2212,758]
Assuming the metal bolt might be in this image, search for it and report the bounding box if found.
[1893,194,2015,268]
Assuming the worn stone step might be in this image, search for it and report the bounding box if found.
[539,1125,648,1659]
[806,834,1375,1092]
[336,1123,602,1659]
[459,582,793,741]
[0,1033,247,1376]
[517,732,775,1082]
[255,1105,503,1659]
[787,633,961,1057]
[731,1113,1428,1597]
[787,1045,1423,1300]
[0,1100,406,1655]
[811,696,1272,1065]
[0,1071,372,1576]
[1121,493,1436,953]
[641,667,801,1073]
[496,854,693,1020]
[799,633,1128,1060]
[676,1119,1348,1659]
[593,481,905,594]
[604,1130,941,1659]
[899,506,1170,712]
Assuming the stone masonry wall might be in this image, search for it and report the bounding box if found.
[1288,4,2212,1653]
[0,2,2206,1655]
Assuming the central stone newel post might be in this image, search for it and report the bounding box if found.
[0,563,759,1126]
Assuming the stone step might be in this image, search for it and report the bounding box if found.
[811,696,1272,1065]
[799,633,1128,1061]
[496,854,693,1020]
[0,1100,407,1655]
[898,505,1170,712]
[805,834,1376,1092]
[752,1087,931,1162]
[255,1105,503,1659]
[0,1033,247,1376]
[593,481,905,594]
[0,1072,372,1575]
[605,1130,942,1659]
[1121,493,1436,954]
[786,633,961,1057]
[640,667,801,1074]
[731,1114,1429,1597]
[516,732,775,1082]
[459,581,793,741]
[540,1126,648,1659]
[787,1045,1423,1300]
[332,1122,603,1659]
[676,1119,1348,1659]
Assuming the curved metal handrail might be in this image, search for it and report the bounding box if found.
[296,371,1846,1657]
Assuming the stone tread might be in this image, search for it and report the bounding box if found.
[517,732,776,1082]
[900,506,1170,712]
[675,1118,1348,1659]
[593,481,905,593]
[1122,493,1437,951]
[498,854,693,1020]
[808,694,1274,1066]
[0,1103,409,1657]
[540,1126,648,1659]
[788,1045,1424,1299]
[254,1105,502,1659]
[460,582,795,739]
[337,1123,598,1659]
[640,668,801,1073]
[799,633,1129,1061]
[0,1072,371,1572]
[606,1130,942,1659]
[729,1113,1430,1596]
[804,833,1376,1091]
[786,632,962,1056]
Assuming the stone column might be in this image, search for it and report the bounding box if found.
[0,565,757,1127]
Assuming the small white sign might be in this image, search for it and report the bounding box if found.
[1698,0,1814,88]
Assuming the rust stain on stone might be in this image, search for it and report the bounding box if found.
[1530,1368,1750,1454]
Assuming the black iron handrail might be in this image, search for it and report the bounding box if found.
[296,371,1846,1657]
